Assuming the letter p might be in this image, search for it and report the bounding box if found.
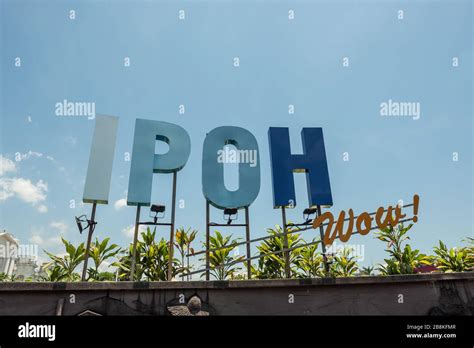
[127,119,191,206]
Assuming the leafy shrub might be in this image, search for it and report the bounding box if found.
[375,224,428,275]
[251,225,303,279]
[430,240,472,272]
[202,231,243,280]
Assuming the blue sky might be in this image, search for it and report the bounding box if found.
[0,0,472,271]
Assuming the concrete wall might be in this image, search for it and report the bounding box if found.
[0,273,472,315]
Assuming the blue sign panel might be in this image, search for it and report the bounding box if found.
[202,126,260,209]
[268,127,333,208]
[127,119,191,206]
[83,115,119,204]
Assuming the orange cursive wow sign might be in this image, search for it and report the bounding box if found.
[312,194,420,246]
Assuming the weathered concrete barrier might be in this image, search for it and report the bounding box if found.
[0,273,472,315]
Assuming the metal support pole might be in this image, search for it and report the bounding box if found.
[188,202,416,258]
[205,201,210,281]
[81,202,97,281]
[130,205,141,281]
[186,217,416,278]
[244,206,251,279]
[167,172,177,281]
[186,249,190,281]
[316,205,330,273]
[281,206,291,278]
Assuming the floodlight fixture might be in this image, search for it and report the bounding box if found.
[223,208,238,225]
[150,204,166,223]
[303,207,318,223]
[75,215,90,234]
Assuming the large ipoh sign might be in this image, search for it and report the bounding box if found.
[83,116,333,210]
[80,115,419,280]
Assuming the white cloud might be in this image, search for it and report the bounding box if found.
[29,234,44,245]
[114,198,127,210]
[122,225,146,239]
[0,177,48,212]
[19,151,43,161]
[0,153,50,213]
[0,180,14,201]
[12,151,55,162]
[50,221,69,234]
[37,204,48,213]
[98,260,115,273]
[0,155,16,176]
[28,226,63,250]
[0,177,47,203]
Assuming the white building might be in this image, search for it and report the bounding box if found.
[0,230,39,280]
[0,231,19,276]
[15,256,38,281]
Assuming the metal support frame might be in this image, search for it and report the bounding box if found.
[167,172,177,281]
[130,172,178,281]
[185,217,415,278]
[130,205,141,281]
[81,202,97,282]
[244,207,251,279]
[205,202,252,281]
[187,201,417,279]
[205,202,210,280]
[197,202,416,256]
[316,205,330,273]
[281,206,291,278]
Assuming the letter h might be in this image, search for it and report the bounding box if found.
[268,127,333,208]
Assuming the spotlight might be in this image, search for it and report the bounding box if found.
[75,215,90,234]
[150,204,166,223]
[303,207,318,223]
[223,208,238,225]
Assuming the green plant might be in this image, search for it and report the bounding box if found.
[40,265,68,282]
[431,240,472,272]
[87,237,121,281]
[0,272,17,282]
[251,225,304,279]
[360,265,375,276]
[463,237,474,269]
[375,223,428,275]
[175,227,198,280]
[113,243,137,281]
[376,223,412,258]
[87,269,116,281]
[203,230,243,280]
[294,240,324,278]
[113,227,183,281]
[329,247,359,277]
[142,236,180,281]
[44,238,85,281]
